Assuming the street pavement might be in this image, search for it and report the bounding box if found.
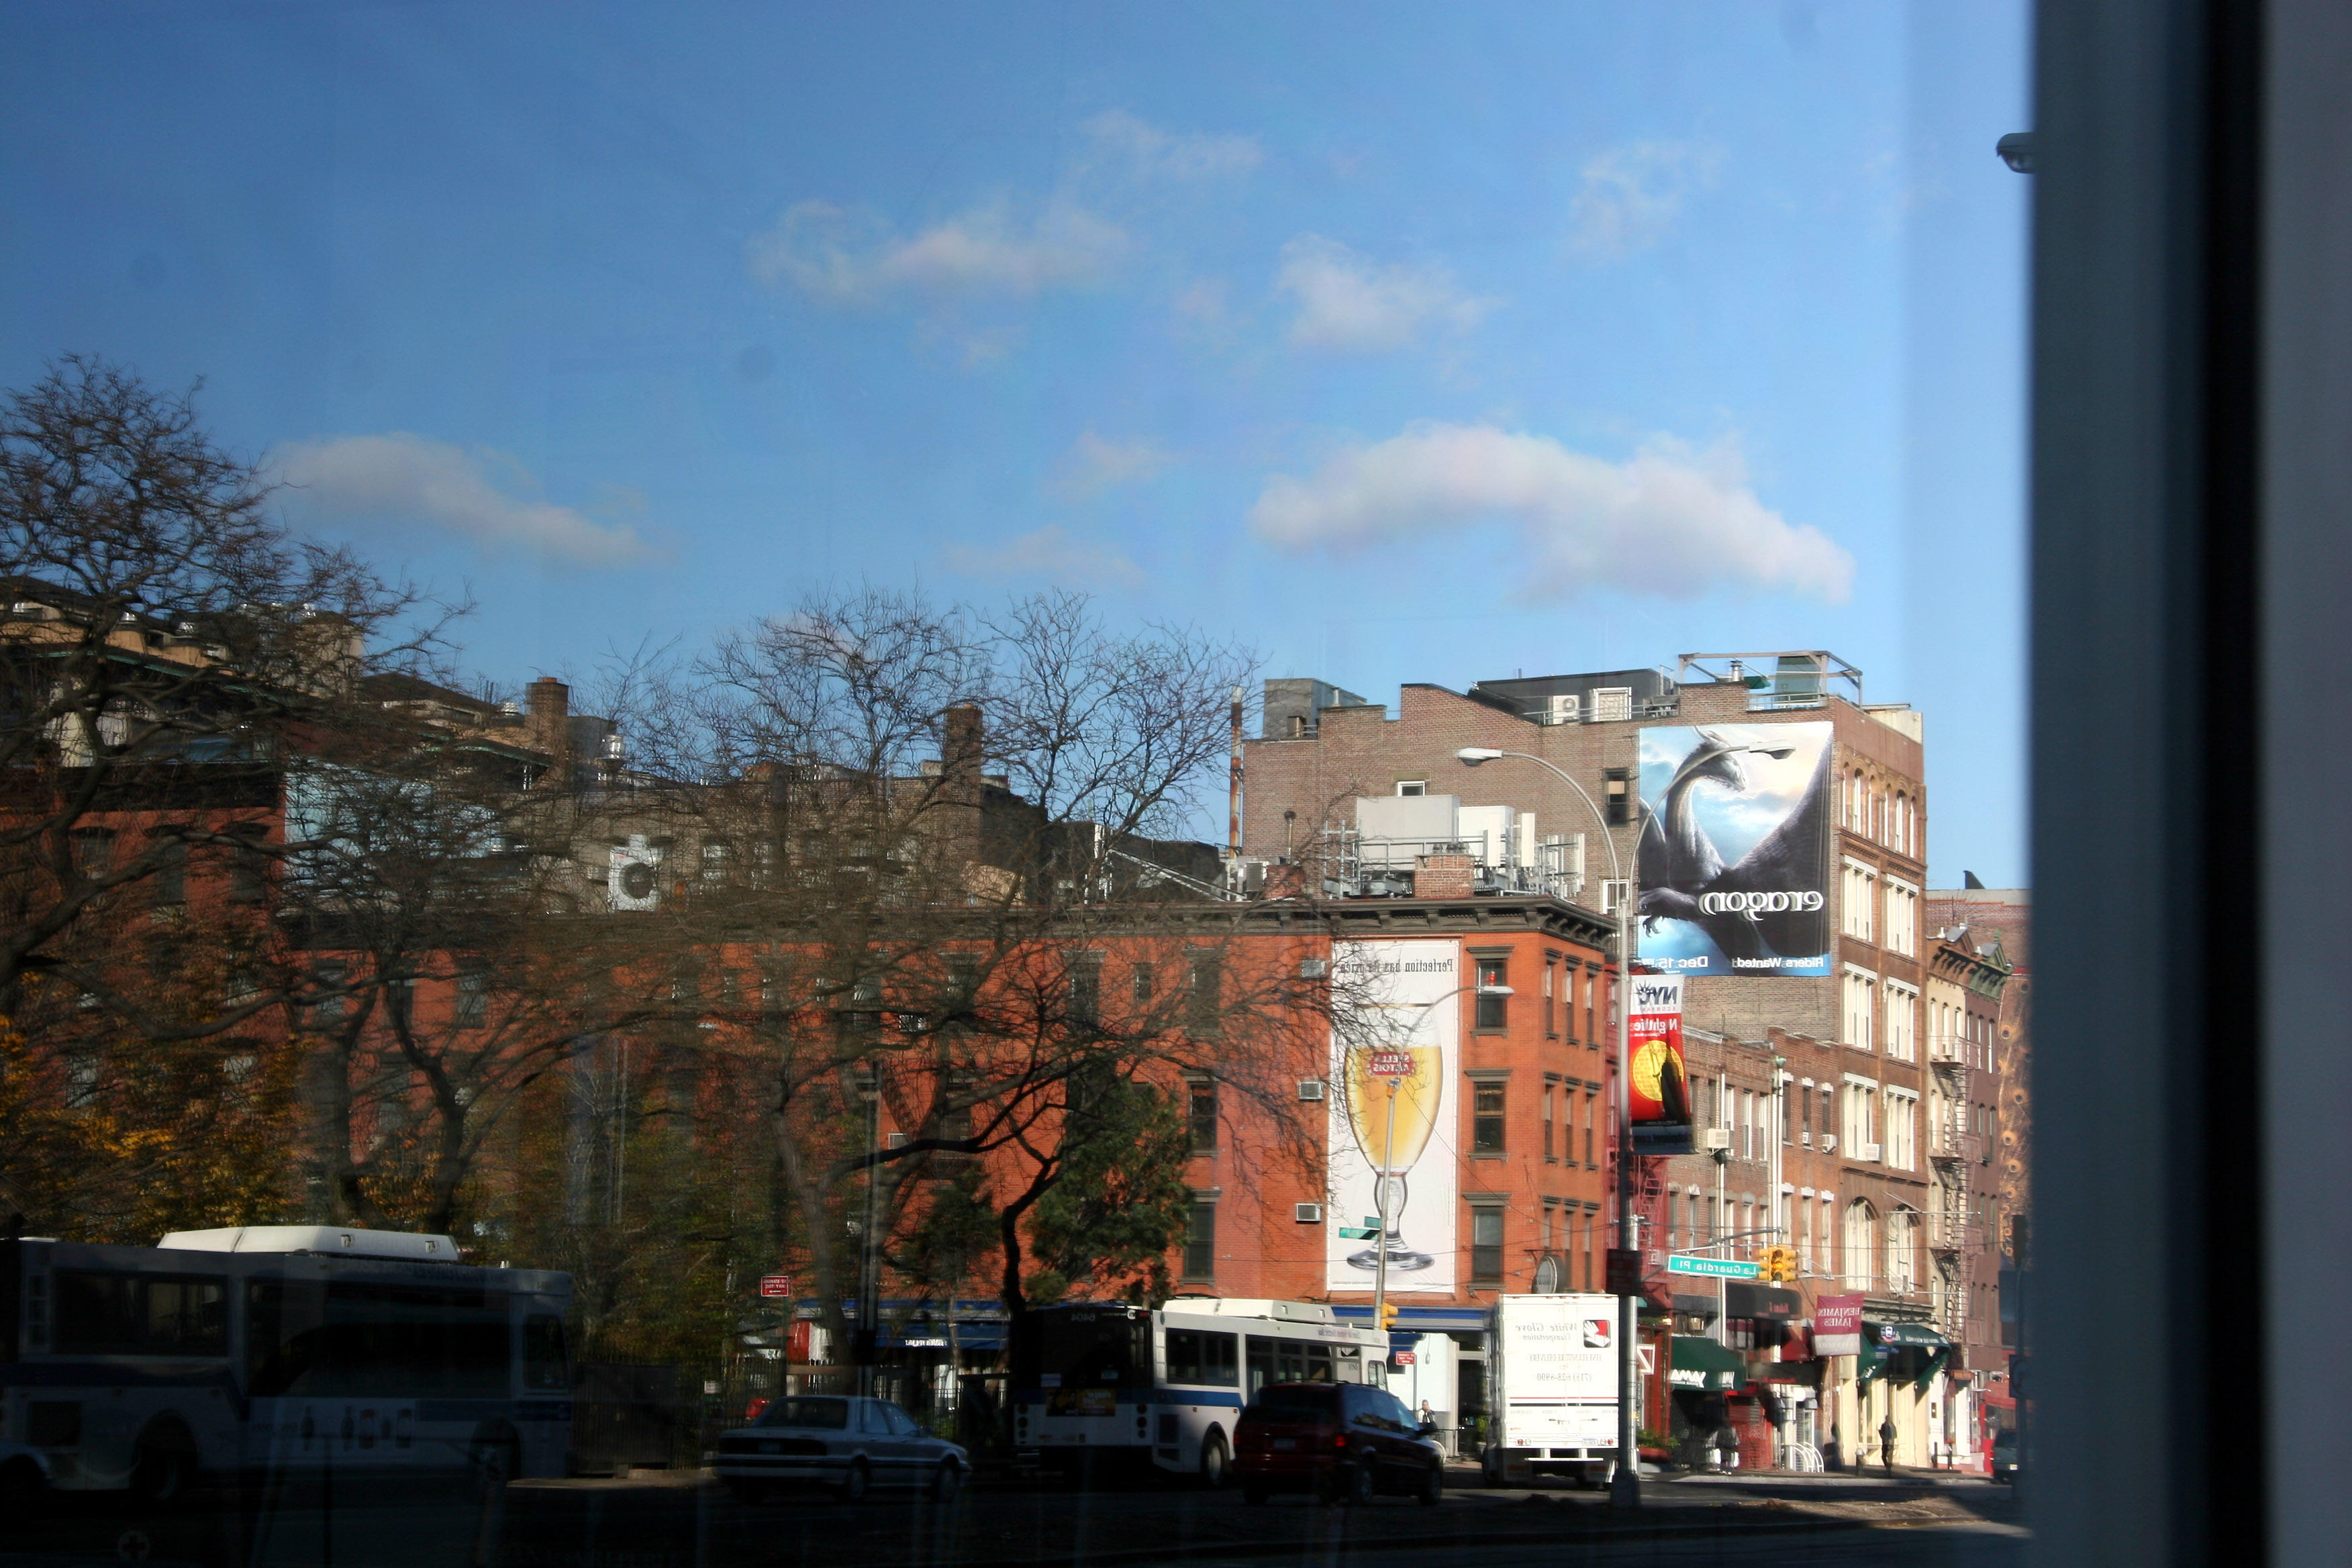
[0,1465,2022,1568]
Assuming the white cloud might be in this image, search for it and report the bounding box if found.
[1052,431,1175,500]
[1248,422,1852,602]
[1275,236,1498,353]
[273,434,647,567]
[1568,140,1720,259]
[747,198,1128,303]
[1079,109,1263,182]
[943,524,1143,589]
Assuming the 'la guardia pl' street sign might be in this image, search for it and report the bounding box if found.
[1665,1254,1762,1279]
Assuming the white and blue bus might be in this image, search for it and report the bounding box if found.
[1010,1298,1389,1485]
[0,1226,571,1500]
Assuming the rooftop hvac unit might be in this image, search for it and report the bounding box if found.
[609,834,664,912]
[1294,1204,1324,1224]
[1544,693,1580,725]
[1297,1079,1327,1102]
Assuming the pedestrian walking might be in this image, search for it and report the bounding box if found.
[1879,1415,1898,1473]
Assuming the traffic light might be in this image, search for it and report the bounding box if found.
[1377,1302,1400,1336]
[1759,1245,1796,1283]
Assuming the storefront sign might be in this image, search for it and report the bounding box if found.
[1812,1293,1864,1357]
[758,1274,793,1298]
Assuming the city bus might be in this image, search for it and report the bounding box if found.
[1010,1298,1390,1485]
[0,1226,572,1500]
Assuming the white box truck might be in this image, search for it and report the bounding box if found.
[1481,1293,1621,1487]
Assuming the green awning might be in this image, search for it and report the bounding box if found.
[1863,1320,1951,1351]
[1669,1335,1744,1391]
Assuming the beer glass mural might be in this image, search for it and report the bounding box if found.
[1326,940,1459,1292]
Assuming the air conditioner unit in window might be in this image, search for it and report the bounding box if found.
[1699,1128,1732,1151]
[1820,1134,1839,1154]
[1297,1079,1327,1102]
[609,834,664,912]
[1861,1142,1883,1163]
[1294,1203,1324,1224]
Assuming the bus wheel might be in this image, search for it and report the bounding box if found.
[1198,1432,1230,1489]
[130,1432,195,1506]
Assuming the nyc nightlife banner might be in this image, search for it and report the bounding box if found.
[1627,973,1693,1156]
[1635,722,1836,977]
[1326,940,1461,1293]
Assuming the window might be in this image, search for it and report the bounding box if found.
[1665,1188,1679,1251]
[1884,981,1918,1061]
[1884,879,1918,957]
[1585,1091,1597,1165]
[1887,1209,1917,1293]
[1843,968,1876,1050]
[1183,1202,1216,1281]
[1886,1089,1918,1171]
[55,1271,228,1355]
[227,827,268,903]
[1842,860,1877,941]
[1544,959,1559,1036]
[1845,1202,1877,1290]
[1069,952,1101,1028]
[70,826,115,879]
[455,967,489,1029]
[1604,767,1632,824]
[312,961,348,1026]
[1542,1082,1555,1160]
[1165,1328,1238,1386]
[1584,971,1598,1044]
[1186,952,1220,1036]
[149,832,187,908]
[524,1314,569,1391]
[1187,1079,1218,1155]
[1843,1079,1879,1156]
[1473,956,1507,1029]
[1471,1081,1506,1153]
[1395,779,1427,796]
[1130,961,1154,1005]
[1469,1206,1505,1285]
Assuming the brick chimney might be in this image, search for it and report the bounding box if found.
[940,703,985,863]
[1414,853,1475,901]
[525,677,572,787]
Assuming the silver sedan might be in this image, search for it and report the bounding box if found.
[712,1395,968,1504]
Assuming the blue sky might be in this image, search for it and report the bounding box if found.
[0,0,2030,885]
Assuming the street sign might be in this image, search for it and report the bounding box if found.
[1665,1254,1761,1280]
[758,1274,793,1298]
[1337,1226,1379,1240]
[1367,1050,1415,1080]
[1393,1351,1416,1365]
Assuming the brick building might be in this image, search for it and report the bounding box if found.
[1239,651,1951,1469]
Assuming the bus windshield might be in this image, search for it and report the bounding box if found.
[1010,1308,1150,1391]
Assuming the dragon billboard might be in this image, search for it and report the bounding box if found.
[1636,722,1834,978]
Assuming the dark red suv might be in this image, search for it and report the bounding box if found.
[1233,1382,1444,1506]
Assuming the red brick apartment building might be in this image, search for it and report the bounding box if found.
[1239,652,1967,1467]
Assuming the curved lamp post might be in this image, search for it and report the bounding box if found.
[1353,980,1512,1363]
[1455,746,1643,1508]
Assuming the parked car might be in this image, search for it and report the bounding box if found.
[0,1440,52,1520]
[712,1395,967,1504]
[1234,1381,1444,1506]
[1991,1428,2018,1484]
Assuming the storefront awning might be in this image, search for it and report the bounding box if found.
[1669,1335,1745,1391]
[1864,1320,1951,1351]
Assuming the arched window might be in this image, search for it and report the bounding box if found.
[1887,1207,1918,1293]
[1845,1199,1877,1290]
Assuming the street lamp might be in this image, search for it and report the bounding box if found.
[1455,745,1643,1508]
[1355,981,1512,1369]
